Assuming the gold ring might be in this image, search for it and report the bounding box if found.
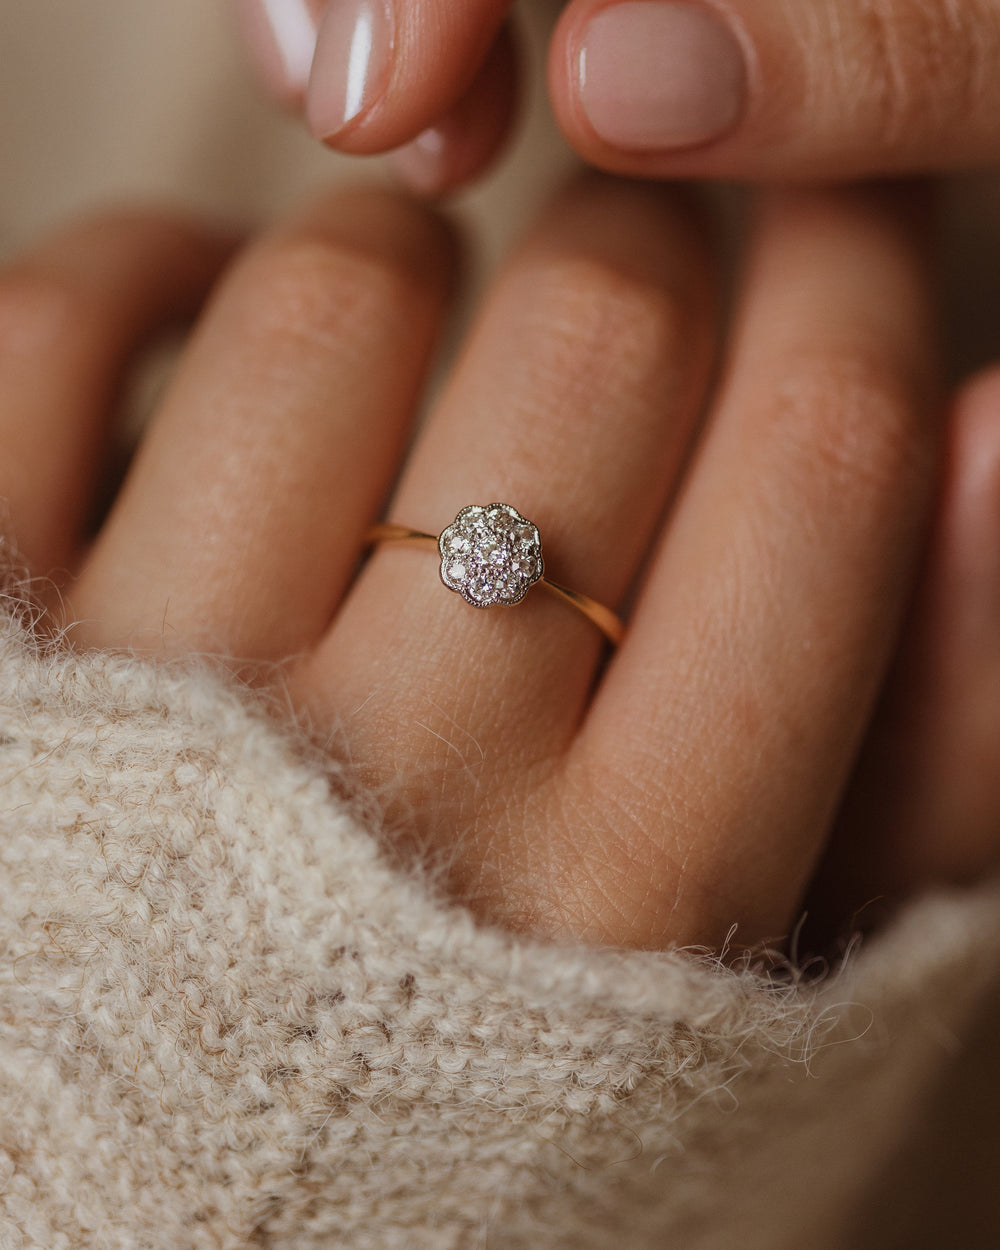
[366,503,624,646]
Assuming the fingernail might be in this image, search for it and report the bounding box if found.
[306,0,395,140]
[576,2,747,152]
[235,0,321,101]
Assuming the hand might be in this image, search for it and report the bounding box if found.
[234,0,1000,193]
[4,177,998,951]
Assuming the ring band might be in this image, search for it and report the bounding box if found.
[366,503,624,646]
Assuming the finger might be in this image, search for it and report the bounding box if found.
[817,366,1000,931]
[550,0,1000,181]
[305,0,514,153]
[570,186,940,950]
[0,210,234,579]
[297,174,715,894]
[71,189,457,660]
[387,20,519,196]
[233,0,327,107]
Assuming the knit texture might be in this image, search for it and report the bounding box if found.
[2,602,999,1249]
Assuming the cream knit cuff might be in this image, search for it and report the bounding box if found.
[2,606,998,1250]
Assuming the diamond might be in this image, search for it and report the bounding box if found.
[468,573,493,602]
[438,503,544,608]
[487,506,516,532]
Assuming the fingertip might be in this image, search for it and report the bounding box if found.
[551,0,1000,183]
[835,362,1000,901]
[548,0,750,179]
[387,127,456,198]
[953,363,1000,433]
[892,364,1000,886]
[306,0,515,154]
[386,22,520,197]
[948,365,1000,568]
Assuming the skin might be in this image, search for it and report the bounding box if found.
[234,0,1000,192]
[3,178,999,952]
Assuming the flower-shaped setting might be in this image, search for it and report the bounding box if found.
[438,504,544,608]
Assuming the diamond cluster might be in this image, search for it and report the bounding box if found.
[439,504,543,608]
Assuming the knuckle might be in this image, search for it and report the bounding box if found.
[88,205,210,250]
[770,347,933,511]
[859,0,999,153]
[233,230,422,358]
[0,269,87,359]
[518,254,697,406]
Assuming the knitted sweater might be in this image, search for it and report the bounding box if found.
[2,600,998,1250]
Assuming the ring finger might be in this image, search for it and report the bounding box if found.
[297,173,717,888]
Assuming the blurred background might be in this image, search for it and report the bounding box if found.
[4,1,1000,373]
[0,1,572,281]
